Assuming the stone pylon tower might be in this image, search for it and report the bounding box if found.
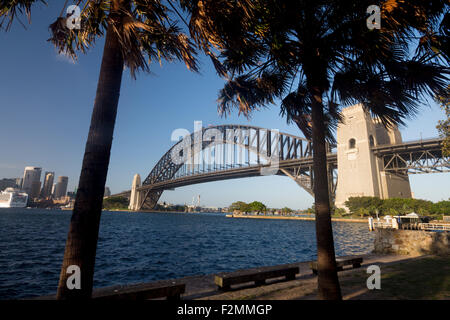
[334,104,412,210]
[129,174,141,211]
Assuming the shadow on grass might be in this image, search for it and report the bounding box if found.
[342,255,450,300]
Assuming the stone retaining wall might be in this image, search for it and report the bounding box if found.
[374,228,450,255]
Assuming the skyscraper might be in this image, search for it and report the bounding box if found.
[15,178,23,189]
[41,171,55,199]
[22,166,42,199]
[53,176,69,199]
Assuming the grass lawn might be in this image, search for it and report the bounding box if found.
[340,255,450,300]
[197,255,449,300]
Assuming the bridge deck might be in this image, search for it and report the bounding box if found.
[371,138,444,155]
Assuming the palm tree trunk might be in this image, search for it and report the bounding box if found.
[56,14,124,299]
[310,89,342,300]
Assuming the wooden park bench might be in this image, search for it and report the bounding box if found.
[32,280,185,300]
[309,257,363,275]
[215,265,299,291]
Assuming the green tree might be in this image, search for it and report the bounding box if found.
[281,207,293,215]
[334,207,348,217]
[248,201,267,213]
[431,200,450,215]
[184,0,449,299]
[345,196,436,217]
[229,201,248,212]
[345,197,384,215]
[357,207,369,217]
[2,0,199,299]
[381,198,433,215]
[102,196,129,210]
[436,86,450,156]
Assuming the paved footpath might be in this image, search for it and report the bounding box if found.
[163,253,429,300]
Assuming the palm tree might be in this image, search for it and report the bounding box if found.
[1,0,199,299]
[436,85,450,156]
[182,0,449,299]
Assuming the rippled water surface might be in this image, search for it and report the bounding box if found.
[0,209,374,299]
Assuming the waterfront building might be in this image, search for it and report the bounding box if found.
[104,187,111,197]
[40,171,55,199]
[21,166,42,199]
[53,176,69,199]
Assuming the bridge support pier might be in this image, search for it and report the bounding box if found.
[334,104,412,210]
[129,174,142,211]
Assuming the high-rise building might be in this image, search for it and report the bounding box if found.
[104,187,111,197]
[31,181,41,199]
[22,167,42,199]
[40,172,55,199]
[53,176,69,199]
[15,178,23,189]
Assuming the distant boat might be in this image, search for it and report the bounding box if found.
[0,188,28,208]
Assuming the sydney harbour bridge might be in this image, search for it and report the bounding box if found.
[112,107,449,211]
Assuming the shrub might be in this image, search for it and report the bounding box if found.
[342,196,444,217]
[344,196,383,215]
[430,200,450,215]
[102,196,129,210]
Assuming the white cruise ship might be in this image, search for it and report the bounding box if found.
[0,188,28,208]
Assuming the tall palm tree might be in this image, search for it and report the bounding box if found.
[182,0,449,299]
[1,0,199,299]
[436,86,450,156]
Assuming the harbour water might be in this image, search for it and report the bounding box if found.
[0,208,374,299]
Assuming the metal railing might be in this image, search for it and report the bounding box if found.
[372,221,393,229]
[419,223,450,231]
[372,221,450,231]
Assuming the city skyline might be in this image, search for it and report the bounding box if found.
[0,165,119,204]
[0,3,448,210]
[19,166,68,200]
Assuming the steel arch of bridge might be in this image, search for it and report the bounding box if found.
[137,124,336,210]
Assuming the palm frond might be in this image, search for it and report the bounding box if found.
[280,81,338,143]
[0,0,46,31]
[46,0,198,77]
[218,68,289,117]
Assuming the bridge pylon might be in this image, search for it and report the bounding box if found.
[334,104,412,210]
[129,174,142,211]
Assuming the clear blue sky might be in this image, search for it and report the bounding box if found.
[0,3,448,210]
